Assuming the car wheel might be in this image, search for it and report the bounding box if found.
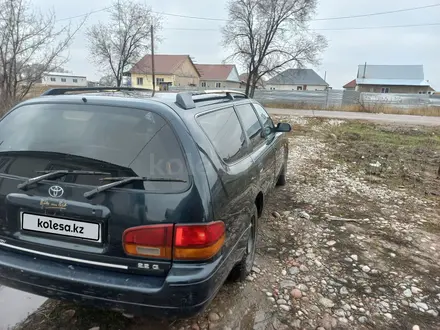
[229,205,258,282]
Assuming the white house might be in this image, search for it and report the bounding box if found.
[265,69,328,91]
[41,72,87,87]
[353,64,434,94]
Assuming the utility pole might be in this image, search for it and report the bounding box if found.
[151,24,156,95]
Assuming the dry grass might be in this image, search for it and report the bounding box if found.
[263,101,440,117]
[0,85,63,116]
[25,84,62,99]
[327,121,440,193]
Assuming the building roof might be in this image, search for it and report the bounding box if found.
[356,79,431,87]
[195,64,237,81]
[266,69,328,86]
[129,55,200,76]
[356,64,430,86]
[343,79,356,88]
[44,72,86,78]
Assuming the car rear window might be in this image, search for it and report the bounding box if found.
[0,103,189,191]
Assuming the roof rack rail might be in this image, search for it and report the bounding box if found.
[175,90,248,110]
[41,87,154,96]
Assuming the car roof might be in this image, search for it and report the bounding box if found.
[17,93,176,113]
[16,89,253,116]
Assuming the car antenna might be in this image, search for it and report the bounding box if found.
[82,97,87,103]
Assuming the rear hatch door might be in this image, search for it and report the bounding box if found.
[0,101,193,276]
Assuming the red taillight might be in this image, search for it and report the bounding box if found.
[122,222,225,261]
[123,224,173,259]
[174,222,225,260]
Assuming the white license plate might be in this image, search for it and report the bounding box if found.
[21,213,101,242]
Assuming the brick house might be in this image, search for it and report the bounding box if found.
[128,55,200,91]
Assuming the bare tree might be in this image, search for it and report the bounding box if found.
[52,67,72,74]
[87,0,161,87]
[0,0,84,111]
[223,0,327,97]
[99,74,117,87]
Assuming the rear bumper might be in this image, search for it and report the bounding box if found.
[0,247,232,318]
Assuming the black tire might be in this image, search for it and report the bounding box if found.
[276,162,287,186]
[229,205,258,282]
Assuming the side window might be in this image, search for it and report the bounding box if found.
[252,103,274,131]
[235,104,263,149]
[197,107,247,163]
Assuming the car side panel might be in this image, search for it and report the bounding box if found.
[213,158,254,262]
[249,138,276,197]
[180,115,253,266]
[274,133,288,179]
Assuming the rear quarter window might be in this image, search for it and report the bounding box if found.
[197,106,247,164]
[0,103,189,192]
[252,103,274,130]
[235,103,264,150]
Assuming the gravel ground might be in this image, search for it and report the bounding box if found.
[13,117,440,330]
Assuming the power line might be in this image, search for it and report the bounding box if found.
[314,22,440,31]
[153,11,227,22]
[314,3,440,21]
[56,6,112,22]
[163,28,219,31]
[156,3,440,22]
[163,22,440,32]
[55,6,226,23]
[55,3,440,23]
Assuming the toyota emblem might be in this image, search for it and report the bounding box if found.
[48,185,64,198]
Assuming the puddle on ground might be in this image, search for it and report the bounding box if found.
[0,286,47,330]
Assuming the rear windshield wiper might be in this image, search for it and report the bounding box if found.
[84,176,187,199]
[17,170,111,190]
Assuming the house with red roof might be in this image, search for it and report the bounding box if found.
[129,54,200,91]
[195,64,240,89]
[343,79,357,91]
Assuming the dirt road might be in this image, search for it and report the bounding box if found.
[267,108,440,126]
[5,117,440,330]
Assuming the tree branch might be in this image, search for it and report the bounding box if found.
[86,0,161,87]
[222,0,325,96]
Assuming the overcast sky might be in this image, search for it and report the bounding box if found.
[33,0,440,89]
